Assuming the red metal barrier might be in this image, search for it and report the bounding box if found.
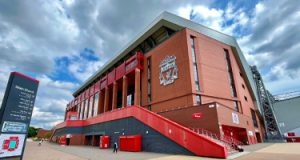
[119,136,126,151]
[120,135,142,152]
[100,136,110,148]
[59,136,66,145]
[53,106,227,158]
[286,136,300,142]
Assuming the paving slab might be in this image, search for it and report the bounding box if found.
[256,143,300,154]
[47,143,171,160]
[23,141,87,160]
[23,141,300,160]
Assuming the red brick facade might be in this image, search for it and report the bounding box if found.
[37,129,52,139]
[63,28,264,145]
[140,28,264,144]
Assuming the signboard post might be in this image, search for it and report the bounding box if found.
[0,72,39,160]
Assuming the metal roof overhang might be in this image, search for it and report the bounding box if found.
[73,15,183,96]
[72,12,260,110]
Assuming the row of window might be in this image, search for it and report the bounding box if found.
[190,36,201,92]
[224,49,240,112]
[147,57,152,110]
[224,49,238,98]
[77,92,100,120]
[190,36,202,105]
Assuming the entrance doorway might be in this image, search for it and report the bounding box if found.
[222,125,248,145]
[85,135,93,145]
[127,72,135,106]
[93,135,101,146]
[255,132,262,143]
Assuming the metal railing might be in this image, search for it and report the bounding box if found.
[190,128,243,153]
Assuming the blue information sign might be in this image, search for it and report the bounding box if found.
[0,72,39,159]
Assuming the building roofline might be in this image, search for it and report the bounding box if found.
[274,96,300,104]
[72,11,259,108]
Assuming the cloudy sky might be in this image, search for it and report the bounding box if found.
[0,0,299,129]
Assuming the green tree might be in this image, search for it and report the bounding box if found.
[45,132,52,139]
[28,126,38,137]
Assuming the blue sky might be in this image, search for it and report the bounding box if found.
[0,0,299,129]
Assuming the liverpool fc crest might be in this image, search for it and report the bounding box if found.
[159,55,178,86]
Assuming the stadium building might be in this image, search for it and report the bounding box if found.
[51,12,266,158]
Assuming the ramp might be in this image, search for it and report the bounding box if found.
[52,106,228,158]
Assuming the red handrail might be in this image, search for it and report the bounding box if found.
[52,106,228,158]
[190,127,244,149]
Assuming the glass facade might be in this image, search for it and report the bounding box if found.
[147,57,152,104]
[190,36,201,105]
[190,36,200,91]
[224,49,237,97]
[234,101,239,112]
[251,109,258,128]
[93,92,99,116]
[77,104,80,119]
[196,95,201,105]
[80,101,84,120]
[84,99,89,120]
[88,97,93,118]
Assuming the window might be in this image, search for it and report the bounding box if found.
[224,49,237,97]
[251,109,258,128]
[244,96,248,101]
[84,99,89,120]
[88,96,93,118]
[190,36,200,91]
[242,84,245,89]
[80,101,84,120]
[148,105,152,111]
[196,95,201,105]
[147,57,152,103]
[76,104,80,114]
[93,92,99,116]
[70,116,77,120]
[234,101,239,112]
[77,104,80,119]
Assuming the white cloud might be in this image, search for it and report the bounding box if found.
[0,65,12,104]
[236,0,300,94]
[177,0,300,95]
[1,0,299,129]
[67,55,107,82]
[29,75,79,129]
[264,63,300,94]
[177,3,251,36]
[31,107,65,129]
[178,5,224,32]
[254,3,265,15]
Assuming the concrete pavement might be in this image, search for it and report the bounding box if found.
[23,141,300,160]
[23,141,87,160]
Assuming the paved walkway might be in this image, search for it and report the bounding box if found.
[236,143,300,160]
[23,141,300,160]
[23,141,87,160]
[48,142,173,160]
